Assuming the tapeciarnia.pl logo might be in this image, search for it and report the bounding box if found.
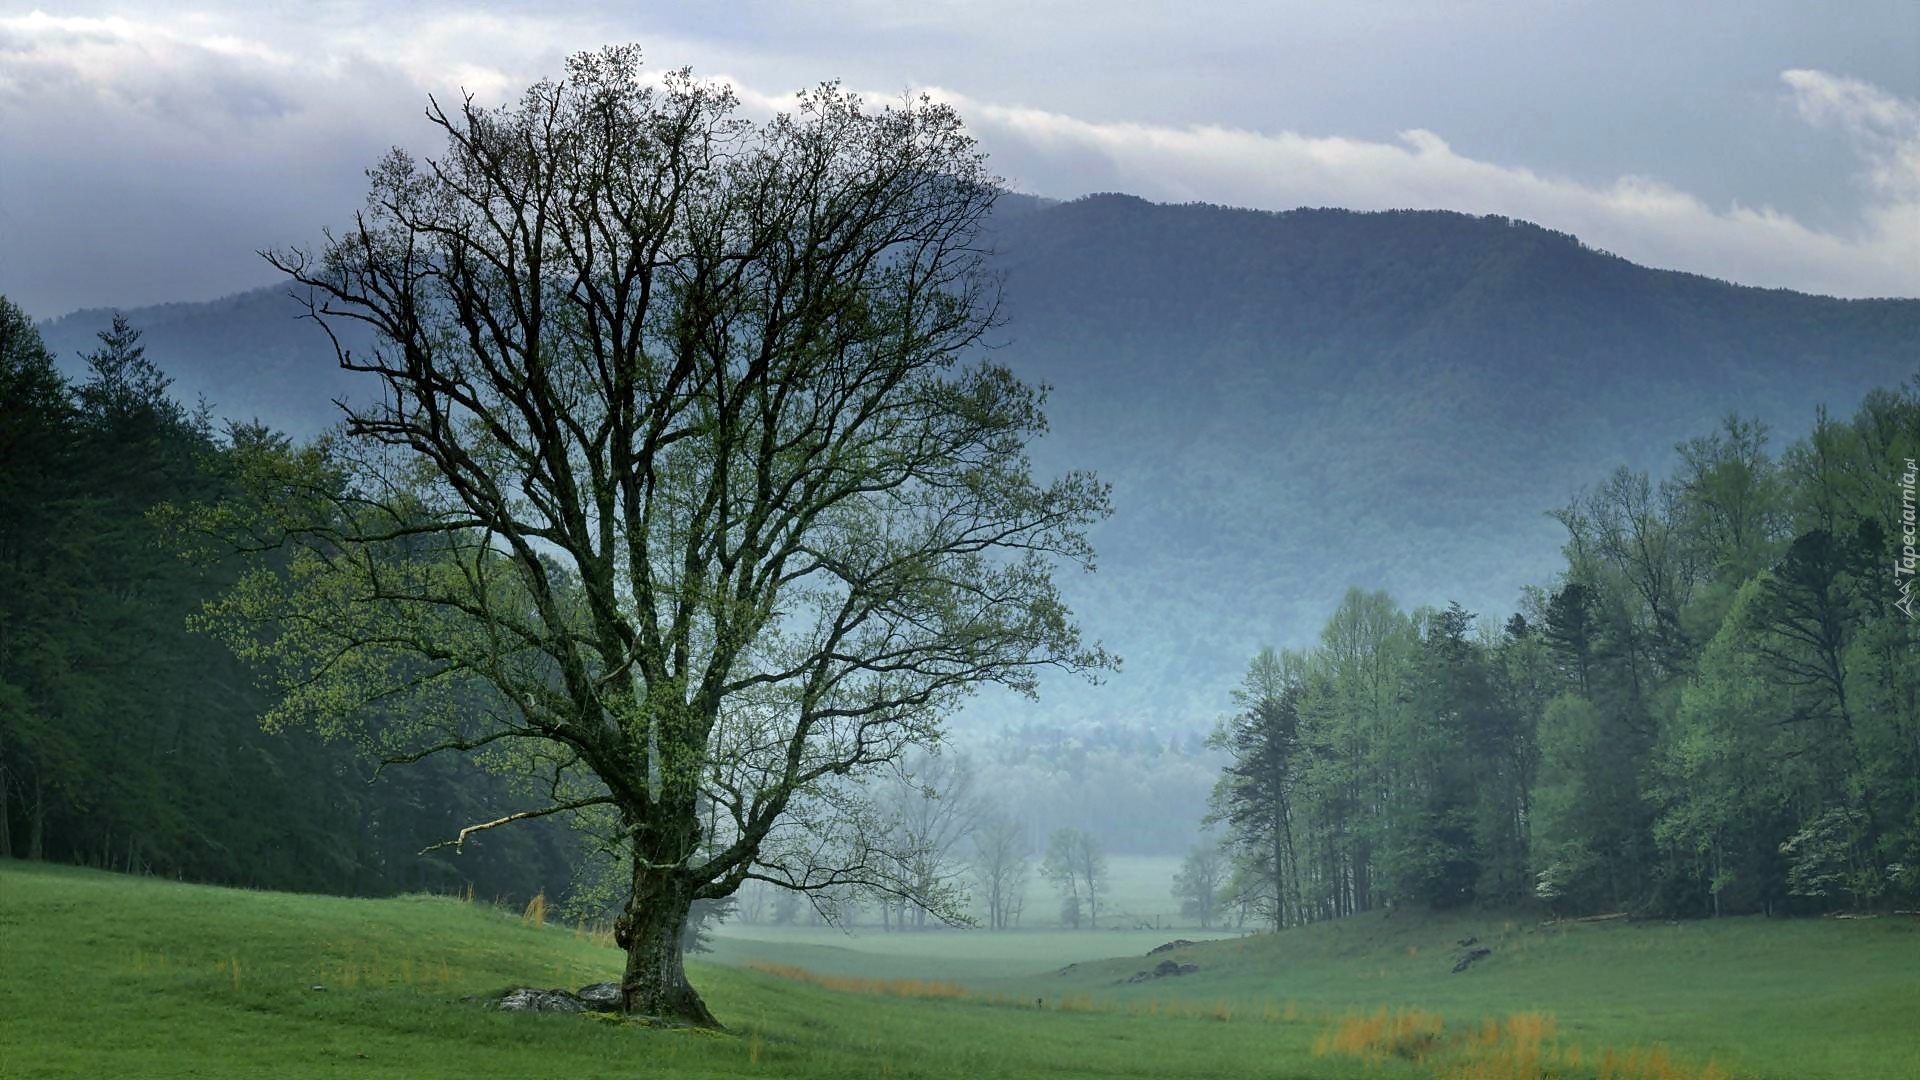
[1897,457,1917,620]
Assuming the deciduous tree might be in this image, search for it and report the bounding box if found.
[969,812,1030,930]
[1171,839,1229,928]
[194,48,1109,1026]
[1041,826,1108,928]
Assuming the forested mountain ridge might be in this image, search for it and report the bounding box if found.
[36,194,1920,732]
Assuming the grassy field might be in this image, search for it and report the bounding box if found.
[707,924,1242,982]
[1000,910,1920,1080]
[4,862,1917,1079]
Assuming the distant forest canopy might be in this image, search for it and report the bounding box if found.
[35,194,1920,737]
[1210,387,1920,924]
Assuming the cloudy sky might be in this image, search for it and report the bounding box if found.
[2,1,1916,319]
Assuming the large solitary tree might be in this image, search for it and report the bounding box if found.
[194,47,1109,1026]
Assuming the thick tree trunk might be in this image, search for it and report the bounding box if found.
[614,857,717,1028]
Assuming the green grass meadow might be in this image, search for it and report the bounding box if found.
[4,862,1917,1079]
[706,924,1240,983]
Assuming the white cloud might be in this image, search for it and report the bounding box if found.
[925,82,1920,298]
[0,6,1915,313]
[1783,68,1920,201]
[1,11,382,155]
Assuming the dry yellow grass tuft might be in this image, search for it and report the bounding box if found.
[1310,1007,1734,1080]
[521,891,548,927]
[570,916,616,948]
[1311,1007,1445,1062]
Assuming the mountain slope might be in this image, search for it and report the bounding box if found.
[972,196,1915,725]
[36,195,1919,730]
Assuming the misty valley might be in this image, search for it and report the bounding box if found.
[4,25,1919,1080]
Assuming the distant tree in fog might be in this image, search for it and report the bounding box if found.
[970,814,1031,930]
[1172,840,1230,928]
[1042,826,1108,929]
[734,879,770,924]
[769,887,803,926]
[1217,865,1264,930]
[882,752,986,929]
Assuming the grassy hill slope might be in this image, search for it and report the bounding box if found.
[1008,908,1920,1079]
[0,863,1368,1079]
[6,863,1916,1078]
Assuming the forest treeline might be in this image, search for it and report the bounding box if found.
[0,298,576,903]
[9,290,1918,930]
[1209,385,1920,924]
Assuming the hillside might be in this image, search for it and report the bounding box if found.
[1014,910,1920,1079]
[6,863,1916,1078]
[35,195,1920,731]
[0,862,1370,1079]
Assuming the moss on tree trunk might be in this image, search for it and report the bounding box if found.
[615,858,717,1028]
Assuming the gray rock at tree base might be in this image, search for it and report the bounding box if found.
[491,987,589,1013]
[576,983,623,1012]
[1147,939,1197,956]
[1451,947,1493,973]
[467,983,631,1014]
